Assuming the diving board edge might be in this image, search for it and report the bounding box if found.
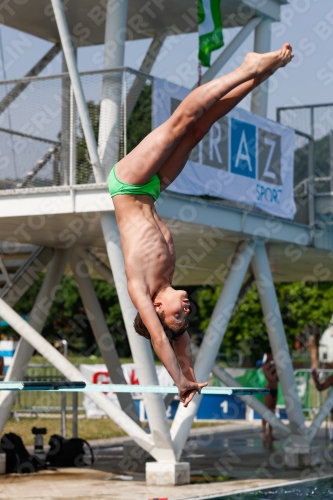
[0,381,271,395]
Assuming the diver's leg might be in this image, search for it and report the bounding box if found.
[157,74,264,190]
[116,44,293,186]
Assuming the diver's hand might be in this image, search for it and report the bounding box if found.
[178,378,208,408]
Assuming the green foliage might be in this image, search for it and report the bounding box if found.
[4,274,131,358]
[277,281,333,334]
[76,101,100,184]
[7,274,333,364]
[126,83,152,153]
[74,83,151,182]
[193,281,333,363]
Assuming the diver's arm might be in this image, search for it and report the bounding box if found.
[130,290,206,406]
[173,332,197,382]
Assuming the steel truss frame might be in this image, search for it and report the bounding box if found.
[1,0,331,475]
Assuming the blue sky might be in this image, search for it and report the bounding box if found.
[0,1,332,121]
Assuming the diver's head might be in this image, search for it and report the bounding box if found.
[134,287,189,341]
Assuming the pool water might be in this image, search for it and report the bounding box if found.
[207,476,333,500]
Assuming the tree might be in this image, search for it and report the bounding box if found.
[75,82,152,184]
[2,274,131,358]
[126,83,152,153]
[193,281,333,364]
[76,101,100,184]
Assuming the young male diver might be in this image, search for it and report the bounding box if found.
[108,44,294,407]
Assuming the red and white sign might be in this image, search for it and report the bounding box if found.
[80,363,173,418]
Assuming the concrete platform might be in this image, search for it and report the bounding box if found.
[0,470,302,500]
[1,421,333,500]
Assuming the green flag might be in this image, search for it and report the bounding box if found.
[198,0,224,67]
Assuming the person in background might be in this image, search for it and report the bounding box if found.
[262,347,279,442]
[312,369,333,438]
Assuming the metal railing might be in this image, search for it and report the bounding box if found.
[277,103,333,225]
[294,368,333,419]
[0,67,152,191]
[0,68,330,226]
[13,364,84,414]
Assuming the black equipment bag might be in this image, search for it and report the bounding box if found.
[0,432,38,473]
[46,434,94,468]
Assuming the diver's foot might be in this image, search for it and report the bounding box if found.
[242,43,293,78]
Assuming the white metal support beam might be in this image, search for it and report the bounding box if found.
[0,247,53,308]
[193,343,290,438]
[69,84,77,186]
[251,243,309,448]
[0,256,11,286]
[0,248,71,432]
[0,296,158,458]
[101,212,175,461]
[171,240,256,460]
[61,53,71,185]
[98,0,128,180]
[157,191,313,247]
[251,18,271,117]
[197,16,262,87]
[70,254,140,425]
[50,0,103,182]
[76,248,114,286]
[308,138,315,227]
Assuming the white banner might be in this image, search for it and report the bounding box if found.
[153,78,296,219]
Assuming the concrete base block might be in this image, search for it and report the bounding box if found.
[0,453,5,474]
[146,462,190,486]
[285,447,320,468]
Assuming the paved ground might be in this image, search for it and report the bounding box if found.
[1,421,333,500]
[0,470,298,500]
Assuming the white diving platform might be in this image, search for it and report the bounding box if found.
[0,185,332,285]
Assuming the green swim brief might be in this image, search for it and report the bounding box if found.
[108,163,161,201]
